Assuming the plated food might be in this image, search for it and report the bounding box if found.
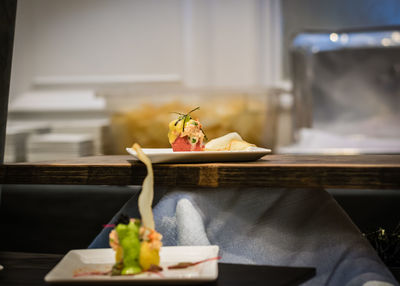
[108,214,163,275]
[168,107,206,151]
[126,107,271,163]
[169,107,258,152]
[108,143,163,275]
[46,142,229,283]
[45,246,220,283]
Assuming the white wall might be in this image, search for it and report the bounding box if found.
[32,0,183,77]
[183,0,260,87]
[9,0,35,103]
[9,0,283,102]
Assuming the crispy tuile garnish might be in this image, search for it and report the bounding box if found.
[132,143,155,230]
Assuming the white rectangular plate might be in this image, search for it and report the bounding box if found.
[126,147,271,163]
[45,246,219,283]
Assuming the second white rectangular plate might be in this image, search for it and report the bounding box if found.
[126,147,271,163]
[45,245,219,283]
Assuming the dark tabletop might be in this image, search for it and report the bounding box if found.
[0,251,315,286]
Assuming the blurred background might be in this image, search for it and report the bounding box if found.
[1,0,400,267]
[6,0,284,161]
[5,0,400,161]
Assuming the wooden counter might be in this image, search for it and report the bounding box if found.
[1,155,399,189]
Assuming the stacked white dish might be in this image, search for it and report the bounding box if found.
[4,123,51,163]
[51,120,108,155]
[27,133,94,162]
[7,89,109,159]
[5,129,29,163]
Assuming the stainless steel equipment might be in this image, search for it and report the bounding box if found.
[283,27,400,154]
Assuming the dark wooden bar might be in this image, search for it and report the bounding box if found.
[1,154,399,189]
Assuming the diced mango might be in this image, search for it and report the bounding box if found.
[139,241,160,270]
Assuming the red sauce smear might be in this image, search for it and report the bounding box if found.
[168,256,221,269]
[73,266,164,278]
[102,224,115,228]
[74,270,110,277]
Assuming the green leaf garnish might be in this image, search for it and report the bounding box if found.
[171,107,200,132]
[170,107,207,140]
